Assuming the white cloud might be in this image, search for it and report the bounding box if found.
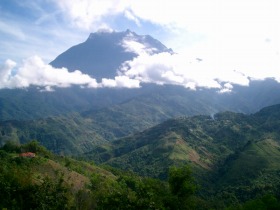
[118,46,279,91]
[52,0,280,80]
[124,10,141,26]
[127,0,280,83]
[121,39,156,55]
[0,20,26,40]
[0,56,99,89]
[0,56,141,90]
[101,76,140,88]
[219,83,234,93]
[54,0,129,30]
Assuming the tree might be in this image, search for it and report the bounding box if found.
[168,165,197,209]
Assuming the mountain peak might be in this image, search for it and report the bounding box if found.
[51,30,173,79]
[87,29,137,40]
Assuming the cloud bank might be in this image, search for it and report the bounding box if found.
[117,39,280,92]
[118,52,249,92]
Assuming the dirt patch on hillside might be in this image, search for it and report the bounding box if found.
[188,150,211,170]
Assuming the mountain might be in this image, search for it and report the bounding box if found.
[50,29,173,80]
[0,30,175,121]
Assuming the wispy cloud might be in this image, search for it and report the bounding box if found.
[0,20,26,40]
[0,1,88,62]
[54,0,129,30]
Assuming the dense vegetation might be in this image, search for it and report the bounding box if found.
[1,105,280,209]
[0,141,201,210]
[1,141,280,209]
[84,104,280,207]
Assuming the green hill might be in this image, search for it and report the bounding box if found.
[0,113,109,155]
[0,141,201,210]
[84,104,280,203]
[85,111,255,177]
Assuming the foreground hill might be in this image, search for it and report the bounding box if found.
[2,141,280,209]
[0,141,200,210]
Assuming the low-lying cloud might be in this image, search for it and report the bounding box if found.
[118,52,248,92]
[117,39,280,92]
[0,56,140,91]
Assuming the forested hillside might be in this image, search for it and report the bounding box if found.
[1,140,280,209]
[0,141,200,210]
[84,104,280,206]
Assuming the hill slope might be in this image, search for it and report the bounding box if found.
[84,104,280,199]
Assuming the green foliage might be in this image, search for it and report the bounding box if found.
[0,114,107,155]
[33,176,73,210]
[168,165,197,209]
[2,104,280,208]
[22,140,52,157]
[87,167,197,210]
[1,142,196,209]
[0,142,73,209]
[1,140,21,153]
[169,165,197,198]
[1,140,280,209]
[226,194,280,210]
[82,104,280,208]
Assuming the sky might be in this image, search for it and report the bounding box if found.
[0,0,280,91]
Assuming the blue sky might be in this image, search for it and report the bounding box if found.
[0,0,167,63]
[0,0,280,91]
